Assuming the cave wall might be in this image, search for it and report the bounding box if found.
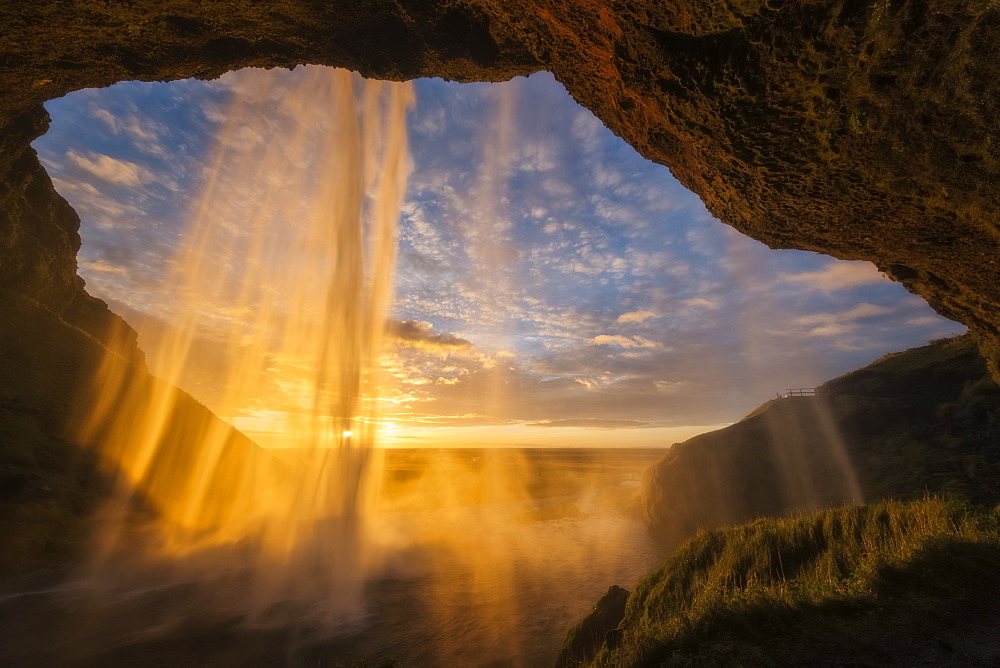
[1,0,998,360]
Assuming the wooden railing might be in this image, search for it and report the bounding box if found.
[784,388,817,397]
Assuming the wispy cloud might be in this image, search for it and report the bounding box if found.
[681,297,719,310]
[32,69,969,443]
[79,259,127,274]
[778,261,887,291]
[66,149,152,186]
[794,303,894,337]
[525,418,648,429]
[387,320,473,351]
[616,310,656,324]
[589,334,660,349]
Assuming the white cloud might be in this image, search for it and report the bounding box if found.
[778,261,887,291]
[89,106,171,159]
[516,140,557,172]
[570,111,603,153]
[794,303,894,337]
[589,334,660,349]
[654,380,689,394]
[592,163,622,187]
[616,310,656,324]
[66,150,151,187]
[92,108,119,132]
[797,303,892,325]
[681,298,719,310]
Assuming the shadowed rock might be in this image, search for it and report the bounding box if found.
[641,334,1000,546]
[557,584,630,667]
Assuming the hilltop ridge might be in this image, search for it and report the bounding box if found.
[641,334,1000,545]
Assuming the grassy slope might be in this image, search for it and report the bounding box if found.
[597,497,1000,666]
[825,334,1000,504]
[561,336,1000,665]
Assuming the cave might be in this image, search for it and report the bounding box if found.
[2,3,999,664]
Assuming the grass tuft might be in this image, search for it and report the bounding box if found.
[596,497,1000,666]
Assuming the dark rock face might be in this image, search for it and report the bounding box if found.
[0,1,998,360]
[556,584,629,667]
[641,395,862,546]
[641,334,1000,545]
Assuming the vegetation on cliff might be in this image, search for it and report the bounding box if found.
[592,497,1000,666]
[560,335,1000,665]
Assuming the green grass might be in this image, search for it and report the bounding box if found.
[627,335,1000,664]
[593,497,1000,666]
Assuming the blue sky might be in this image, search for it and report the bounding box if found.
[33,67,964,447]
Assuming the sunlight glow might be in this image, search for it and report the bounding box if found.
[73,66,413,617]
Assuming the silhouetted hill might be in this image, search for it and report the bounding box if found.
[0,291,285,575]
[641,334,1000,546]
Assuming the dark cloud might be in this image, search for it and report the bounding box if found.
[386,319,473,350]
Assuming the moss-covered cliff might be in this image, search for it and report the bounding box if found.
[565,334,1000,665]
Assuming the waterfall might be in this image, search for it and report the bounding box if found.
[75,66,413,617]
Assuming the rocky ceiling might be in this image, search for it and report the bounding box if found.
[1,0,998,369]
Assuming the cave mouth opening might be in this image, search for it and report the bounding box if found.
[30,66,961,554]
[11,62,968,664]
[33,64,960,456]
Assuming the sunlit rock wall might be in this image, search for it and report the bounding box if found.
[0,0,998,367]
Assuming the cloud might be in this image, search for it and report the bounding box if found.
[515,140,557,172]
[387,320,473,351]
[91,108,119,132]
[904,315,947,327]
[616,310,656,323]
[79,259,127,274]
[570,111,603,153]
[34,67,968,441]
[793,303,894,337]
[654,380,689,394]
[66,149,151,186]
[681,298,719,310]
[778,261,887,291]
[589,334,660,349]
[796,303,893,325]
[525,418,649,429]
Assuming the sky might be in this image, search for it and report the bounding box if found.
[32,67,965,448]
